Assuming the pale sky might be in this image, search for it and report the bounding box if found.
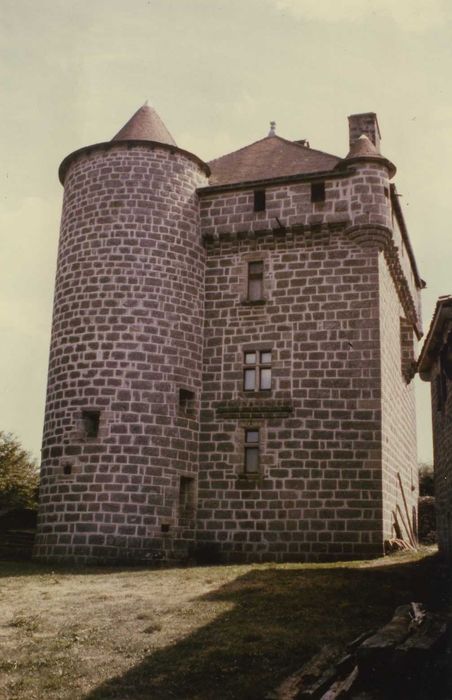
[1,0,451,463]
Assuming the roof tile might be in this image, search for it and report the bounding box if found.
[208,135,341,187]
[111,103,176,146]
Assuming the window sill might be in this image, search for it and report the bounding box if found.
[240,299,266,306]
[216,398,293,419]
[237,472,261,480]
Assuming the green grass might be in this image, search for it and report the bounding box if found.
[0,547,449,700]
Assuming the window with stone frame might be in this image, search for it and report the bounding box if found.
[247,260,264,301]
[244,428,260,474]
[82,409,100,438]
[178,388,195,415]
[243,350,272,392]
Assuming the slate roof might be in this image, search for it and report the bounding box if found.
[111,103,176,146]
[208,135,341,187]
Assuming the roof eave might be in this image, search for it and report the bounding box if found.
[418,297,452,379]
[335,154,396,178]
[198,166,350,196]
[390,184,423,290]
[59,140,210,184]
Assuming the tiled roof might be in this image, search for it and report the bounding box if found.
[208,135,341,187]
[111,103,176,146]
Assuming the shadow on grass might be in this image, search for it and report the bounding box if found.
[84,552,451,700]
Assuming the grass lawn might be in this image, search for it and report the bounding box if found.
[0,547,449,700]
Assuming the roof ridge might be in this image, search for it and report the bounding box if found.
[208,135,275,165]
[276,134,341,160]
[208,134,340,165]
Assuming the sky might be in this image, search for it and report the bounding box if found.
[1,0,451,463]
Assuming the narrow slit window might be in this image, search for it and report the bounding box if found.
[254,190,266,212]
[244,429,260,473]
[82,409,100,438]
[179,476,196,521]
[243,350,272,392]
[63,464,72,476]
[248,261,264,301]
[311,182,325,203]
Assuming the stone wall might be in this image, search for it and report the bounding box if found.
[199,162,391,239]
[35,124,422,564]
[430,330,452,560]
[34,143,208,563]
[197,224,384,562]
[378,253,419,545]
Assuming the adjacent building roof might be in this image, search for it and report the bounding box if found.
[208,135,341,187]
[418,296,452,379]
[111,102,176,146]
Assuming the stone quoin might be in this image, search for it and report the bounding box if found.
[34,104,423,564]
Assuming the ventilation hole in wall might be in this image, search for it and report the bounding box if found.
[311,181,326,202]
[63,464,72,476]
[161,523,170,533]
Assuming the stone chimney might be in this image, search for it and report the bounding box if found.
[348,112,381,153]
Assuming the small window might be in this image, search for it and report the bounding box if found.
[82,410,100,438]
[63,464,72,476]
[243,350,272,392]
[244,429,260,473]
[254,190,266,212]
[161,523,170,533]
[248,261,264,301]
[179,476,196,521]
[179,388,195,412]
[311,182,325,203]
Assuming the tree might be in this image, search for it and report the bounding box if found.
[0,432,39,511]
[418,462,434,497]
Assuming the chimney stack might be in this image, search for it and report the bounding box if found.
[348,112,381,153]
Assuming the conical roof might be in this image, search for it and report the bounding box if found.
[343,133,396,177]
[111,103,176,146]
[345,134,379,159]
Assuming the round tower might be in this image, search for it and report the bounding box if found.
[34,104,209,563]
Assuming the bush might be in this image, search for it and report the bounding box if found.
[418,496,436,543]
[0,432,39,511]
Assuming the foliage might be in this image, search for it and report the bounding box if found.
[418,462,434,497]
[0,432,39,511]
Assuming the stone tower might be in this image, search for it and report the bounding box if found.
[34,104,209,562]
[35,108,423,564]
